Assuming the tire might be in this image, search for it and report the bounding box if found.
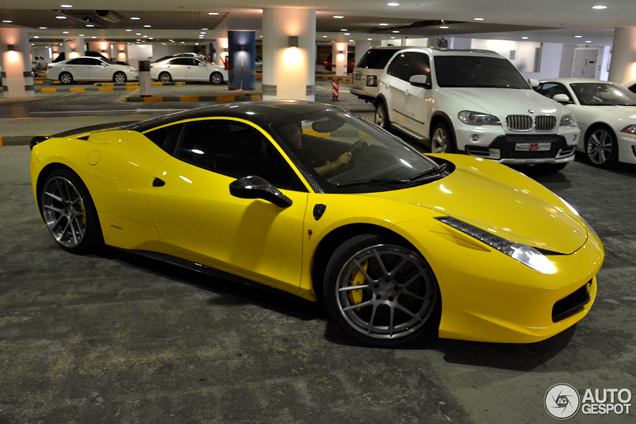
[59,72,73,85]
[374,101,391,131]
[585,126,618,168]
[113,71,127,83]
[210,71,223,84]
[40,169,102,254]
[159,72,172,83]
[323,234,440,347]
[431,122,456,153]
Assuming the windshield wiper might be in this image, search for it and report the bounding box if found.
[409,163,449,181]
[335,178,410,188]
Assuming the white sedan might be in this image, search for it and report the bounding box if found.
[150,57,227,84]
[535,78,636,168]
[47,56,139,84]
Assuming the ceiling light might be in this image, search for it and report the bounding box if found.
[393,30,400,33]
[344,33,350,35]
[208,12,219,15]
[341,29,347,31]
[56,16,67,19]
[333,16,344,19]
[62,31,69,34]
[61,4,73,7]
[79,34,84,36]
[202,28,208,30]
[39,26,47,29]
[391,37,396,39]
[440,26,449,29]
[126,29,132,31]
[367,38,372,41]
[86,24,94,27]
[130,17,140,20]
[575,35,583,38]
[387,2,400,6]
[3,20,12,23]
[144,25,151,28]
[143,35,148,38]
[379,23,389,26]
[136,33,141,35]
[474,17,484,21]
[586,40,592,43]
[91,36,96,38]
[33,36,39,39]
[592,5,607,9]
[522,37,529,39]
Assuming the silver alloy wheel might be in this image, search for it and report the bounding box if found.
[432,127,449,153]
[59,72,73,84]
[159,72,171,83]
[113,72,126,83]
[374,104,387,128]
[587,128,613,165]
[210,72,223,84]
[41,176,87,248]
[334,244,437,340]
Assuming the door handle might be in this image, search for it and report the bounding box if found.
[152,178,165,187]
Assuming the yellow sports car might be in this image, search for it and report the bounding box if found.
[30,101,604,347]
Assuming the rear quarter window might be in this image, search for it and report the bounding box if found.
[356,49,401,69]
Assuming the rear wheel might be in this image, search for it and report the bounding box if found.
[374,101,392,131]
[113,71,127,83]
[158,72,172,83]
[40,169,102,254]
[586,126,618,168]
[210,71,223,84]
[59,72,73,85]
[431,122,456,153]
[323,234,440,347]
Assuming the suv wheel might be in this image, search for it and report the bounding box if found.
[374,101,391,131]
[431,122,456,153]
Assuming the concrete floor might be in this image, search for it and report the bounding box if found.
[1,85,635,423]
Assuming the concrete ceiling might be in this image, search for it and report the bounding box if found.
[0,0,632,46]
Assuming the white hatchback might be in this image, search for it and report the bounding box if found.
[47,56,139,84]
[374,48,580,171]
[150,57,228,84]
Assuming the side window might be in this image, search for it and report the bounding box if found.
[143,123,184,154]
[88,58,103,66]
[386,54,404,78]
[394,53,417,82]
[537,83,571,101]
[170,58,188,65]
[186,59,200,66]
[176,120,299,190]
[411,53,431,79]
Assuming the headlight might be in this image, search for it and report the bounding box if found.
[436,216,557,274]
[620,124,636,135]
[458,111,501,126]
[560,112,577,128]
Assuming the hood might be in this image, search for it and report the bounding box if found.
[367,156,587,254]
[442,88,566,117]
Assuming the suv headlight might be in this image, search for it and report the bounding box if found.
[560,112,577,128]
[458,111,501,126]
[436,216,557,274]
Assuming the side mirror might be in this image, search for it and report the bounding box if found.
[552,93,572,104]
[229,176,293,208]
[528,78,539,88]
[409,74,431,88]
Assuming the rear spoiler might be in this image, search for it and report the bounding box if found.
[29,120,137,150]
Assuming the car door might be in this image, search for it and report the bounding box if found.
[86,58,109,81]
[166,58,188,80]
[185,58,207,81]
[64,58,90,80]
[144,119,309,289]
[383,52,417,132]
[402,52,433,137]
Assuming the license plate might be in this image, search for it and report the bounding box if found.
[515,142,551,152]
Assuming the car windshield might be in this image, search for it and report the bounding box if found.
[570,82,636,106]
[269,110,448,193]
[434,56,530,89]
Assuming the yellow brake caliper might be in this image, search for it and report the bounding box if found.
[348,260,368,307]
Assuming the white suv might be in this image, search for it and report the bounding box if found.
[374,48,580,170]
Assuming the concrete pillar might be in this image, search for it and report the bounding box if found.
[1,28,34,98]
[63,37,85,59]
[262,8,316,101]
[355,41,373,66]
[608,27,636,84]
[228,31,256,91]
[333,42,348,76]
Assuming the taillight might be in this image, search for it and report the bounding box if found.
[366,75,377,87]
[47,65,53,69]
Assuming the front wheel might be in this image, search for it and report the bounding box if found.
[374,101,391,131]
[586,126,618,168]
[113,71,127,83]
[40,169,102,254]
[210,71,223,84]
[431,122,456,153]
[323,234,440,347]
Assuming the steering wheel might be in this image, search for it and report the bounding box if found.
[348,140,369,168]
